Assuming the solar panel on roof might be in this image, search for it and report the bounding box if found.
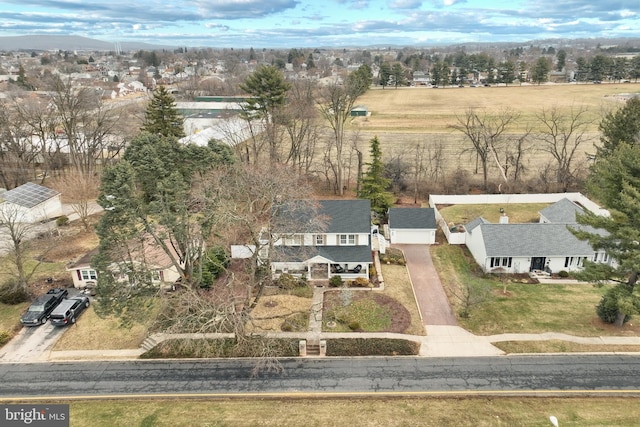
[2,183,59,208]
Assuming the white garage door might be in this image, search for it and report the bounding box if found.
[390,229,435,244]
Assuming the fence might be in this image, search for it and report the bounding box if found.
[428,192,607,244]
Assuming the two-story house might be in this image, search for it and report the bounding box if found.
[265,199,373,281]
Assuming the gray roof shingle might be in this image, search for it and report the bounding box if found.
[480,223,596,257]
[317,199,371,234]
[539,198,583,223]
[388,207,436,229]
[272,245,372,263]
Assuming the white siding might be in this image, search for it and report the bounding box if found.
[389,229,436,244]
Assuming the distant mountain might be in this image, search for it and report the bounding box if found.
[0,35,174,52]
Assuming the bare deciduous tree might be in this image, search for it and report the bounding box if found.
[50,171,100,230]
[535,105,594,191]
[318,80,362,195]
[0,203,58,300]
[450,109,519,190]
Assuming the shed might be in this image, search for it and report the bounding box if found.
[388,208,437,244]
[0,182,62,223]
[350,105,369,117]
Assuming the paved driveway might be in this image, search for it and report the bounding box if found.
[395,244,457,326]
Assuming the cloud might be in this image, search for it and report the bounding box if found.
[389,0,423,10]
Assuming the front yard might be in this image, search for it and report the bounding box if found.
[431,243,640,337]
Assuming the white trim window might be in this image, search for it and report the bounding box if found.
[315,234,325,246]
[490,257,512,268]
[339,234,356,245]
[79,269,97,281]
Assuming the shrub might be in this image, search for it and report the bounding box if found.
[277,273,298,290]
[56,215,69,226]
[597,286,631,324]
[369,265,377,279]
[200,245,231,288]
[348,321,361,331]
[329,275,343,287]
[0,279,29,304]
[0,331,10,346]
[326,338,420,356]
[558,270,570,278]
[352,277,370,288]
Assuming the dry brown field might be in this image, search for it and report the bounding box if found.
[342,82,640,186]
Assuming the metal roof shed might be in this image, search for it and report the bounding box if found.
[0,182,62,223]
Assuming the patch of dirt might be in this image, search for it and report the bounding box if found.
[590,316,640,335]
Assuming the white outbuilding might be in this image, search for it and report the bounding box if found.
[0,182,62,223]
[388,207,437,244]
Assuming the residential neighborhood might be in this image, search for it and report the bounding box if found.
[1,32,640,426]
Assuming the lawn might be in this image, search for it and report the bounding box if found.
[438,202,551,225]
[430,244,640,337]
[53,306,150,351]
[53,397,640,426]
[495,340,640,354]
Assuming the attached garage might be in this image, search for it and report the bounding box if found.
[388,208,437,244]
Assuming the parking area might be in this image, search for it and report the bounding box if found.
[0,288,87,363]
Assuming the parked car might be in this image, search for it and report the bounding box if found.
[20,288,69,326]
[49,295,91,326]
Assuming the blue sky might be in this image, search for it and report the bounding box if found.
[0,0,639,48]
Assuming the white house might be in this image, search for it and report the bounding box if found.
[464,198,612,274]
[388,207,437,244]
[0,182,62,223]
[233,199,373,281]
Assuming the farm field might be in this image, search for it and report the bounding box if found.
[344,82,640,184]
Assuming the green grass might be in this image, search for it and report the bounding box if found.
[495,340,640,354]
[47,397,640,426]
[430,244,639,337]
[324,295,392,332]
[438,203,551,225]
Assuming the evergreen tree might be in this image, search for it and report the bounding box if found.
[358,136,394,216]
[141,86,185,138]
[573,143,640,326]
[239,64,290,162]
[379,62,391,88]
[532,57,551,84]
[598,97,640,157]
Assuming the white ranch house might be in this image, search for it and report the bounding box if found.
[464,198,613,274]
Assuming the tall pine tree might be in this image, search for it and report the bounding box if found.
[358,136,394,217]
[141,86,185,138]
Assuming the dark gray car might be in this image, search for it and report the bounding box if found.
[49,295,90,326]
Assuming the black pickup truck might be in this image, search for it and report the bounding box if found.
[20,288,69,326]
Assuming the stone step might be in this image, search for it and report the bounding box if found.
[140,337,157,351]
[306,344,320,356]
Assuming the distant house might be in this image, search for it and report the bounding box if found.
[0,182,62,223]
[66,249,99,289]
[464,198,612,274]
[388,208,437,244]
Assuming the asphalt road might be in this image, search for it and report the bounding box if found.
[1,355,640,399]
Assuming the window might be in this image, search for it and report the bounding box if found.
[339,234,356,245]
[287,234,302,245]
[315,234,325,246]
[80,269,97,281]
[490,257,512,268]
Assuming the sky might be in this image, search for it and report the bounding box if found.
[0,0,639,48]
